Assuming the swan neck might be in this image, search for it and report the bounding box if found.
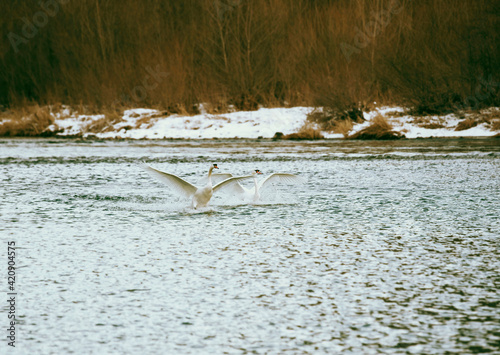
[207,166,213,185]
[253,176,260,202]
[253,176,259,196]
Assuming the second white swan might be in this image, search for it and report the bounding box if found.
[200,169,304,202]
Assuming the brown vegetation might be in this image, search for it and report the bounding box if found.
[0,106,57,136]
[281,124,324,140]
[453,111,500,132]
[307,106,364,131]
[349,114,404,140]
[0,0,498,115]
[406,115,448,129]
[421,123,446,129]
[479,110,500,131]
[83,111,123,134]
[491,120,500,131]
[455,118,478,131]
[307,106,364,137]
[333,120,355,138]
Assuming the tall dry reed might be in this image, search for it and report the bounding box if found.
[0,0,498,114]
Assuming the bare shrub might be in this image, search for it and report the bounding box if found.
[479,110,500,131]
[134,115,160,130]
[455,118,478,131]
[349,114,404,140]
[282,124,324,140]
[0,106,56,137]
[334,120,354,138]
[491,120,500,131]
[421,123,446,129]
[83,111,123,133]
[307,105,364,133]
[202,101,232,115]
[408,116,447,129]
[306,111,335,131]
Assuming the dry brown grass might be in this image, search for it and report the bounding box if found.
[1,1,497,114]
[349,114,404,140]
[385,110,408,118]
[407,115,447,129]
[83,111,123,133]
[491,120,500,131]
[201,101,232,115]
[0,106,56,137]
[455,118,478,131]
[306,111,335,131]
[134,115,159,130]
[307,106,363,137]
[282,124,324,140]
[478,110,500,131]
[421,123,446,129]
[333,120,354,138]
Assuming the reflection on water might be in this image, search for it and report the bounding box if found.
[1,138,499,354]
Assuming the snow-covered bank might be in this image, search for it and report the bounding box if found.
[351,107,500,139]
[22,106,500,139]
[46,107,314,139]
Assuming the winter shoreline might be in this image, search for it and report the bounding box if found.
[1,106,499,140]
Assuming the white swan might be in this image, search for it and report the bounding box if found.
[141,163,254,209]
[201,170,304,202]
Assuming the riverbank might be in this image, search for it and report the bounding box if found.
[1,105,499,140]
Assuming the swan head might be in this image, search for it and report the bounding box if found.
[253,169,263,175]
[208,163,219,174]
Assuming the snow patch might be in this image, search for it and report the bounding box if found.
[45,106,499,139]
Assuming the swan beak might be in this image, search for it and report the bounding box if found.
[256,170,263,174]
[213,164,219,169]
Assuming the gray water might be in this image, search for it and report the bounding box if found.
[1,138,499,354]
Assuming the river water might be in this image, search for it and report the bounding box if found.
[1,138,499,354]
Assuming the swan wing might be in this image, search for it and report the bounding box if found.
[197,173,234,185]
[232,182,249,194]
[258,173,304,190]
[213,175,254,194]
[141,163,197,198]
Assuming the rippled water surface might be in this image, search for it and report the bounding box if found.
[1,138,499,354]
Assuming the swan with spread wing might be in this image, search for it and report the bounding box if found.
[199,169,304,202]
[141,163,254,209]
